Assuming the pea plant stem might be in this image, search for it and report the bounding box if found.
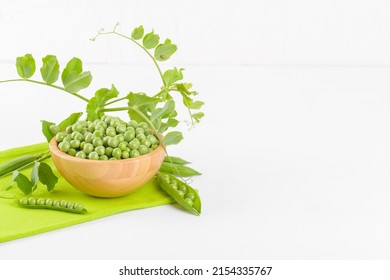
[92,30,167,87]
[0,79,89,102]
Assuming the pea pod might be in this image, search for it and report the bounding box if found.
[156,172,201,215]
[17,196,87,214]
[0,154,40,178]
[159,162,201,177]
[163,156,191,165]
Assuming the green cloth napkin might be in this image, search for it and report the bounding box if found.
[0,143,173,243]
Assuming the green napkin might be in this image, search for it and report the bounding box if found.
[0,143,173,243]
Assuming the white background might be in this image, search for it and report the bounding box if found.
[1,0,390,260]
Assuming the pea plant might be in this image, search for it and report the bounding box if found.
[0,24,204,215]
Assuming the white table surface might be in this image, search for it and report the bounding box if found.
[1,64,390,259]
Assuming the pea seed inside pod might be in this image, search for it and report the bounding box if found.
[28,197,36,205]
[45,198,53,206]
[185,193,195,201]
[60,200,68,208]
[73,203,84,211]
[184,198,194,206]
[66,202,75,209]
[19,197,28,205]
[52,200,60,207]
[37,198,45,205]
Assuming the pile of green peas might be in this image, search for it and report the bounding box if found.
[54,116,160,160]
[162,174,196,207]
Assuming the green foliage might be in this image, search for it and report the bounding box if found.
[143,30,160,49]
[16,54,36,79]
[87,85,119,121]
[61,57,92,93]
[40,55,60,84]
[131,25,144,40]
[154,39,177,61]
[163,131,183,146]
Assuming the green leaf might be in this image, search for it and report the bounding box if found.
[31,162,40,186]
[87,85,119,121]
[190,101,204,110]
[143,31,160,49]
[131,25,144,40]
[61,57,92,92]
[127,92,159,122]
[192,112,205,122]
[14,172,33,195]
[41,120,56,142]
[151,100,175,121]
[16,54,36,79]
[58,112,83,131]
[163,68,184,87]
[160,162,202,177]
[164,156,191,165]
[154,39,177,61]
[163,131,183,146]
[159,118,179,133]
[38,163,58,192]
[40,55,60,84]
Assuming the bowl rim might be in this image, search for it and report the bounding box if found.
[49,137,165,164]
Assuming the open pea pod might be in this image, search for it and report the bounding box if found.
[156,172,201,216]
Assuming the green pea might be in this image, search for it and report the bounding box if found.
[52,200,60,207]
[83,143,94,154]
[109,157,117,160]
[49,124,59,135]
[124,130,135,141]
[162,174,170,182]
[37,198,45,205]
[70,139,80,149]
[151,144,159,150]
[72,123,83,132]
[128,139,140,150]
[88,124,95,132]
[74,133,84,142]
[75,151,87,159]
[59,141,70,153]
[141,139,152,148]
[88,151,99,160]
[105,147,113,157]
[78,120,88,127]
[60,200,68,208]
[68,148,77,157]
[104,116,112,124]
[106,127,116,137]
[177,190,185,197]
[108,138,119,148]
[45,198,53,206]
[121,151,130,159]
[185,193,195,201]
[170,180,177,187]
[116,124,127,134]
[95,146,105,156]
[112,148,122,159]
[66,202,75,209]
[115,134,125,143]
[66,126,73,134]
[85,133,94,143]
[80,141,86,150]
[135,127,144,135]
[179,185,187,193]
[63,135,72,143]
[110,119,120,128]
[118,141,128,151]
[99,155,109,160]
[95,124,105,132]
[103,136,110,146]
[144,130,152,137]
[74,203,84,211]
[126,126,135,133]
[130,150,140,158]
[19,197,28,205]
[55,132,66,142]
[71,131,81,140]
[28,197,37,205]
[184,198,193,206]
[92,137,103,147]
[93,129,104,138]
[147,135,159,145]
[138,145,148,155]
[136,134,146,142]
[80,128,88,135]
[128,120,138,128]
[138,122,149,130]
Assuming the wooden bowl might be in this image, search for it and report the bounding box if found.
[49,138,165,198]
